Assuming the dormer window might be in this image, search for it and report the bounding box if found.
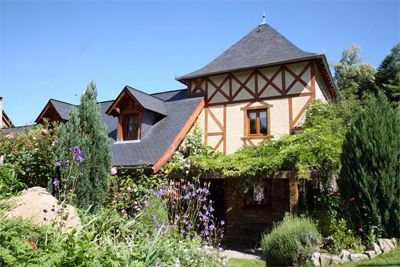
[106,86,168,142]
[123,113,141,140]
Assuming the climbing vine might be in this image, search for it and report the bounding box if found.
[165,100,348,183]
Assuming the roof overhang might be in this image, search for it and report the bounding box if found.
[2,111,14,128]
[35,100,63,124]
[177,54,339,100]
[106,86,167,116]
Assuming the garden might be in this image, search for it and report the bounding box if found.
[0,45,399,267]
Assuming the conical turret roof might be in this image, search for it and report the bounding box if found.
[178,23,317,80]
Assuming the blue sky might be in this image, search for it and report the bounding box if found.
[1,0,399,126]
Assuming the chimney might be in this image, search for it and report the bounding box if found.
[0,97,3,129]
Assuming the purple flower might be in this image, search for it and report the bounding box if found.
[152,215,157,221]
[155,262,160,267]
[55,161,62,167]
[74,154,84,163]
[53,179,60,189]
[220,220,225,226]
[70,146,84,163]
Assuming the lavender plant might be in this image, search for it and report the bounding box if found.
[144,177,224,246]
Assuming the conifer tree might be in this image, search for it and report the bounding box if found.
[338,92,400,237]
[55,82,111,211]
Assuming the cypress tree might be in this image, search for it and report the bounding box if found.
[338,92,400,237]
[55,82,111,211]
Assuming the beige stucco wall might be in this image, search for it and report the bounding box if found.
[190,60,332,154]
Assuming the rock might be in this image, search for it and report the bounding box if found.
[381,238,395,249]
[364,250,377,259]
[6,187,81,233]
[378,238,393,252]
[330,255,341,265]
[311,252,320,267]
[350,253,369,262]
[21,186,47,195]
[340,250,351,264]
[367,242,382,255]
[319,253,332,267]
[391,238,397,248]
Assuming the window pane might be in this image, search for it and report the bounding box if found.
[127,116,133,139]
[260,111,267,134]
[133,115,139,140]
[249,112,257,134]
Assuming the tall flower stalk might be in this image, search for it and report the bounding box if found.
[54,146,84,204]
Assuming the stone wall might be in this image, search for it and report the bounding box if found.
[311,238,397,266]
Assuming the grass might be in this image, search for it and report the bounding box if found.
[228,258,265,267]
[227,247,400,267]
[340,247,400,267]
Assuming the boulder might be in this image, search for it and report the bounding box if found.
[391,238,397,248]
[310,252,320,267]
[350,253,369,262]
[378,238,393,252]
[330,255,341,265]
[319,253,332,267]
[366,242,382,255]
[364,250,377,259]
[5,187,81,233]
[340,250,351,264]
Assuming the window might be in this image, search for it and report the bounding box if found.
[123,114,141,140]
[247,109,269,136]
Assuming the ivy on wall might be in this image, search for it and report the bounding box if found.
[165,100,348,182]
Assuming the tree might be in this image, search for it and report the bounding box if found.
[375,43,400,104]
[334,45,377,100]
[338,92,400,238]
[55,82,111,211]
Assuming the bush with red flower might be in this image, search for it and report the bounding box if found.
[0,121,58,188]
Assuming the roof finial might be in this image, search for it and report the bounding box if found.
[260,9,266,25]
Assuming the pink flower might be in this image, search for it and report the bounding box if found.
[357,227,364,233]
[41,129,48,136]
[110,167,117,175]
[6,133,14,139]
[350,197,356,202]
[121,208,127,217]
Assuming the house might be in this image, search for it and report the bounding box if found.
[32,21,337,244]
[0,97,14,129]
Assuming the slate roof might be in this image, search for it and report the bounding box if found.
[10,89,203,168]
[126,86,167,116]
[111,89,203,167]
[2,125,35,134]
[177,23,317,80]
[49,99,76,121]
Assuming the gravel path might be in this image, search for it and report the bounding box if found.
[223,249,265,260]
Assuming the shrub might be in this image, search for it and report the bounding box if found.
[0,123,57,188]
[338,92,400,238]
[108,168,165,215]
[55,81,112,211]
[0,163,27,199]
[326,218,363,254]
[261,215,321,266]
[0,206,225,266]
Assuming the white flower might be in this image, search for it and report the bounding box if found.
[110,167,117,175]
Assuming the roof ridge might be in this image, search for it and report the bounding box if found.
[49,98,76,106]
[125,85,167,102]
[150,88,186,96]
